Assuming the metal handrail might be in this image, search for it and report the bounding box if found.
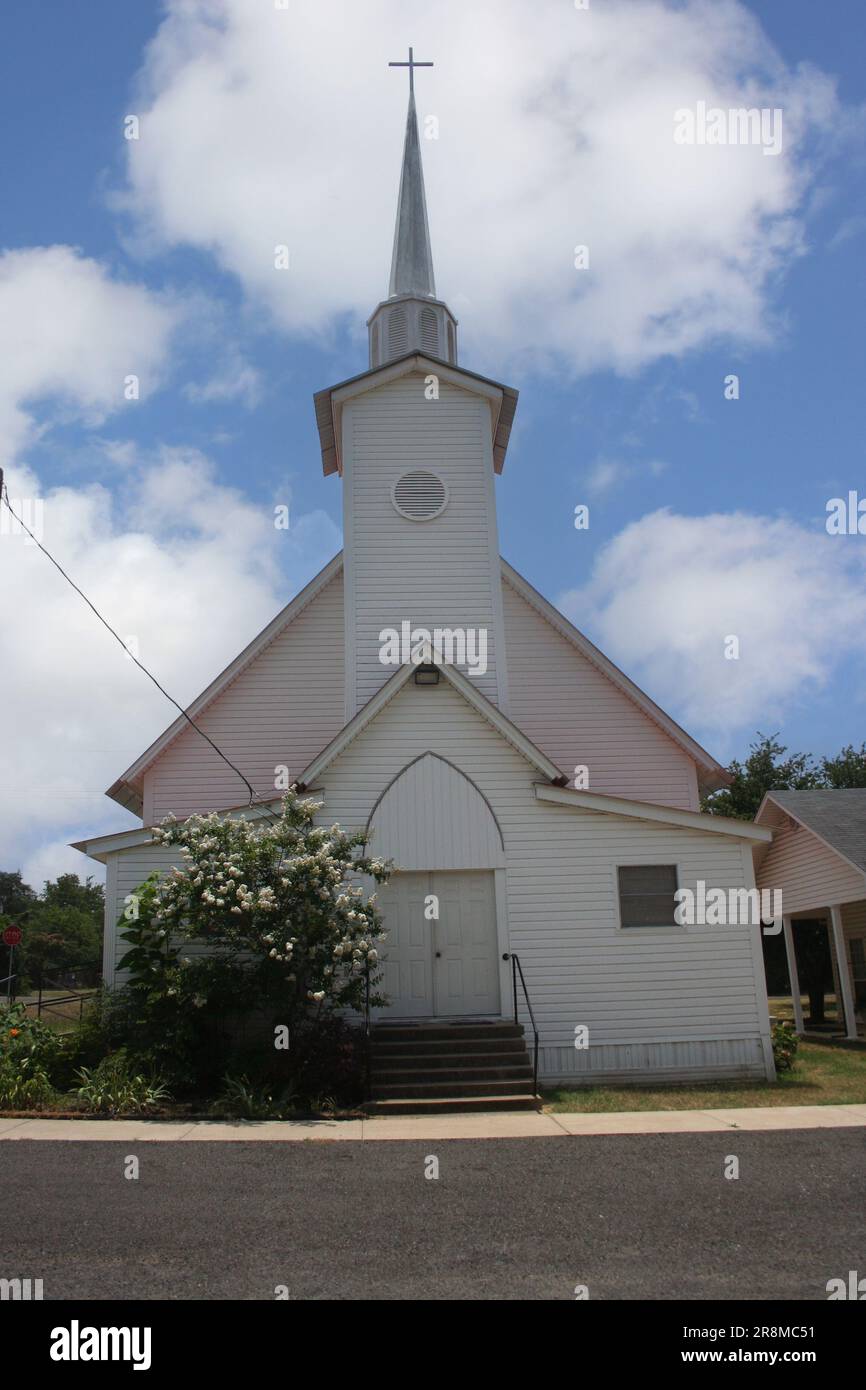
[502,952,539,1096]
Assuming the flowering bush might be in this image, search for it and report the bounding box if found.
[771,1020,799,1073]
[116,791,390,1095]
[0,1003,64,1108]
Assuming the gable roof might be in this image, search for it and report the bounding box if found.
[295,649,567,789]
[756,789,866,877]
[501,559,730,793]
[102,550,732,823]
[314,352,518,476]
[106,552,344,816]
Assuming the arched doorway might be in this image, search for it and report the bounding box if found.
[366,753,506,1018]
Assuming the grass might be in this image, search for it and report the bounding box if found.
[543,1038,866,1113]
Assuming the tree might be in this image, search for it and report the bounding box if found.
[0,872,38,996]
[820,743,866,788]
[23,875,104,985]
[0,873,104,994]
[0,871,37,920]
[116,791,390,1091]
[702,733,820,821]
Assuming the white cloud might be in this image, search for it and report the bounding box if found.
[2,452,340,889]
[117,0,842,374]
[0,246,178,466]
[828,214,866,251]
[183,355,262,407]
[21,841,104,896]
[559,509,866,738]
[0,240,342,889]
[583,455,668,497]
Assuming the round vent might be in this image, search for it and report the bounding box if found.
[391,470,448,521]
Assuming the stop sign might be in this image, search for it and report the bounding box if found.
[2,926,22,948]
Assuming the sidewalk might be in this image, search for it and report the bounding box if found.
[2,1103,865,1142]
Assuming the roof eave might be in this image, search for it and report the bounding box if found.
[536,784,773,841]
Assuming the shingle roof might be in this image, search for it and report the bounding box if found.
[766,789,866,874]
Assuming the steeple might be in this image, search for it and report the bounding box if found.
[388,89,436,300]
[367,49,459,370]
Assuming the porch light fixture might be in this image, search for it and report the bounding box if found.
[414,663,440,685]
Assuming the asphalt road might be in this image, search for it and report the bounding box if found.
[2,1129,864,1300]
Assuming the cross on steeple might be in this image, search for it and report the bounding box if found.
[388,46,433,97]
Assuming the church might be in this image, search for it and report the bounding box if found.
[74,60,776,1101]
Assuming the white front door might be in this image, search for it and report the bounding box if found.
[377,871,434,1018]
[377,870,500,1018]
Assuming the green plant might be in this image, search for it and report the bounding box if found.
[0,1053,56,1109]
[115,790,390,1096]
[0,1002,65,1077]
[772,1020,799,1073]
[210,1073,298,1120]
[75,1050,171,1116]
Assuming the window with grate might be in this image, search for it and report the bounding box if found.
[392,470,448,521]
[617,865,679,928]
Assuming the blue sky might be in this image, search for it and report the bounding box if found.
[2,0,865,885]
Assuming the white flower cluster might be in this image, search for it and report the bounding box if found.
[142,795,389,1009]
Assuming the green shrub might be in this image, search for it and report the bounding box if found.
[772,1020,799,1073]
[0,1053,56,1109]
[75,1050,171,1116]
[113,790,389,1100]
[0,1002,65,1077]
[219,1011,362,1102]
[210,1073,298,1120]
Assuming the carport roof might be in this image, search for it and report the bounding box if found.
[760,789,866,875]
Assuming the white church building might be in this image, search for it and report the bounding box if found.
[74,70,775,1100]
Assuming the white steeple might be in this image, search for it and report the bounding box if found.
[368,49,458,369]
[388,88,437,300]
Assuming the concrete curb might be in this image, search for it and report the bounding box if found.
[1,1103,865,1142]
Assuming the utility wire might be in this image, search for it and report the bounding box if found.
[1,471,282,825]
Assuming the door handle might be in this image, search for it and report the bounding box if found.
[435,951,442,958]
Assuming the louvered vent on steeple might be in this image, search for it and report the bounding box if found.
[388,307,408,357]
[392,469,448,520]
[419,306,439,356]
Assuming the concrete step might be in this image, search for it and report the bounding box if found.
[369,1045,528,1067]
[371,1043,529,1065]
[373,1063,534,1085]
[371,1077,537,1100]
[368,1021,536,1113]
[366,1094,541,1115]
[371,1022,524,1043]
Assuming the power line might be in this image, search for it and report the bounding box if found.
[1,470,282,825]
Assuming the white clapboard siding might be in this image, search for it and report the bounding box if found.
[343,374,505,713]
[143,571,345,822]
[312,676,770,1080]
[105,843,185,982]
[502,578,700,810]
[755,818,865,915]
[842,901,866,933]
[367,751,505,870]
